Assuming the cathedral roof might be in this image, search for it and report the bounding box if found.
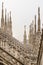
[0,28,41,64]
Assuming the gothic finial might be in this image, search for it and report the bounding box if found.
[5,9,7,24]
[24,25,27,44]
[8,13,9,22]
[35,15,36,22]
[7,13,10,28]
[35,15,36,33]
[38,7,40,31]
[5,9,7,15]
[38,7,40,15]
[4,9,7,31]
[7,12,12,36]
[2,2,3,9]
[1,2,4,30]
[10,11,11,22]
[2,2,4,18]
[24,25,26,31]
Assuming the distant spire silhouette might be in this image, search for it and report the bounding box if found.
[29,24,31,44]
[1,2,4,30]
[4,9,7,31]
[10,11,11,22]
[2,2,4,18]
[9,11,12,35]
[35,15,36,34]
[5,9,7,25]
[24,25,27,44]
[38,7,40,31]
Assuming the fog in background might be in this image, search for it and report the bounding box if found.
[0,0,43,42]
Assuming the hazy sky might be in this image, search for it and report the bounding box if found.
[0,0,43,42]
